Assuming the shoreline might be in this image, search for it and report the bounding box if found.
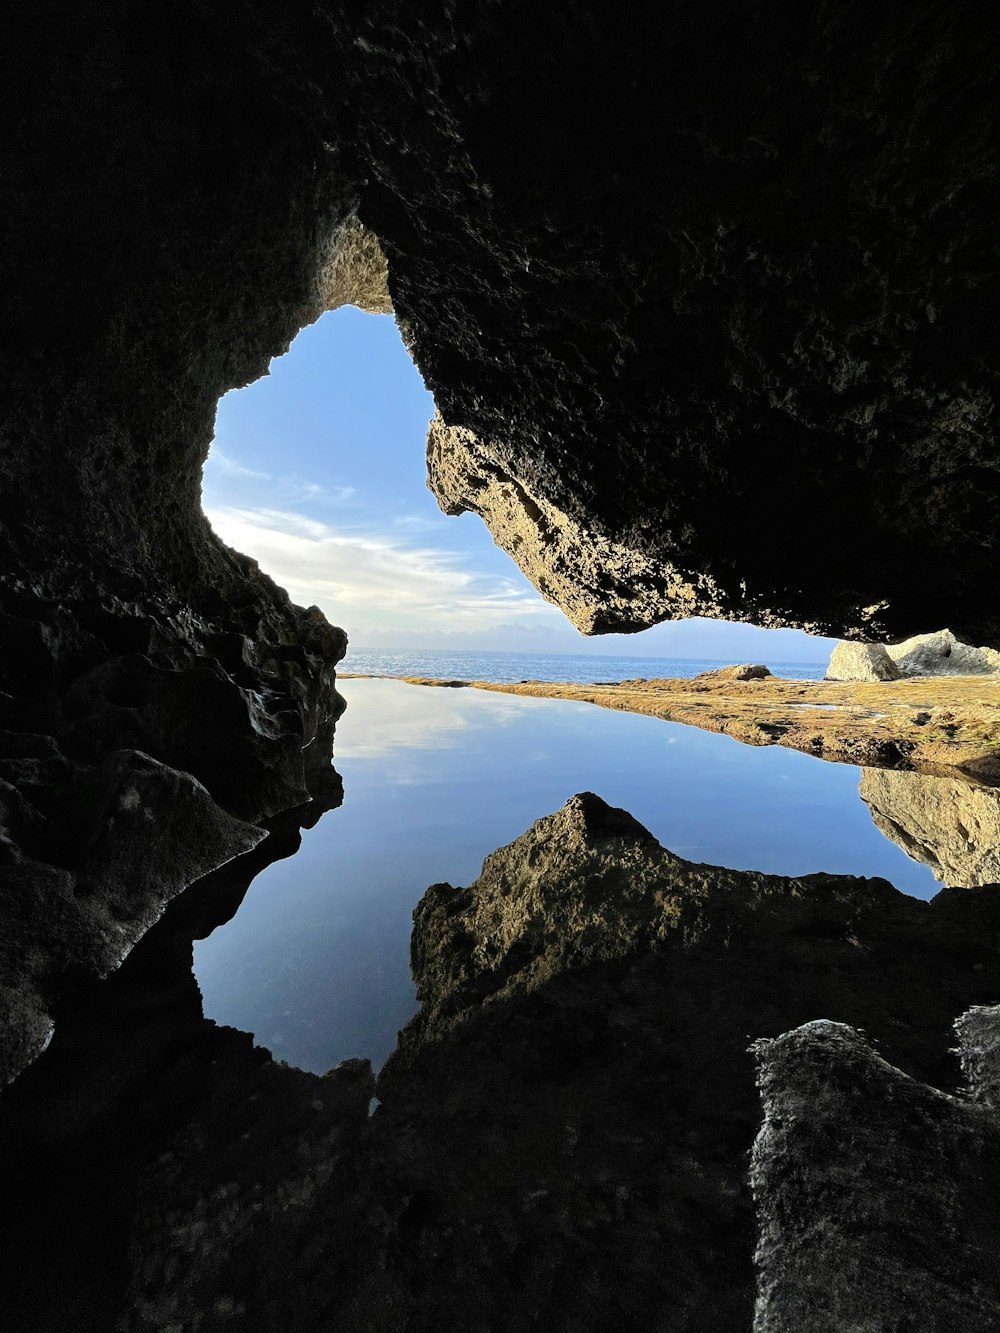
[339,671,1000,782]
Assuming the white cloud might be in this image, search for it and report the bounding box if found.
[204,504,554,632]
[207,449,271,482]
[202,449,356,507]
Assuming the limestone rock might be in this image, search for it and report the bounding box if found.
[314,215,394,317]
[427,414,728,633]
[886,628,1000,677]
[860,768,1000,888]
[825,640,902,681]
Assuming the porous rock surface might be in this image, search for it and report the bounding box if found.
[861,767,1000,888]
[347,5,1000,643]
[828,628,1000,681]
[3,8,1000,1330]
[0,9,370,1083]
[752,1019,1000,1333]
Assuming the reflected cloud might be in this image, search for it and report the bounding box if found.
[334,679,538,761]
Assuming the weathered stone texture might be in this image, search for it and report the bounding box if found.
[861,768,1000,887]
[886,628,1000,676]
[350,4,1000,642]
[752,1020,1000,1333]
[826,640,902,681]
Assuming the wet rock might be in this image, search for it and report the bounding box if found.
[860,768,1000,887]
[825,640,901,681]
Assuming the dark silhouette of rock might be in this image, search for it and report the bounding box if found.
[7,793,986,1331]
[2,8,1000,1330]
[752,1020,1000,1332]
[826,640,902,681]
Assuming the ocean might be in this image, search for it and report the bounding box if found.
[339,647,827,684]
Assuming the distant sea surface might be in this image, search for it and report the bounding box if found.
[340,648,826,684]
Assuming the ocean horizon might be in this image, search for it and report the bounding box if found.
[340,646,827,684]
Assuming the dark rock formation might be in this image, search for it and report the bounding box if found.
[861,767,1000,887]
[346,6,1000,643]
[11,793,988,1331]
[3,8,1000,1330]
[752,1020,1000,1332]
[0,8,363,1083]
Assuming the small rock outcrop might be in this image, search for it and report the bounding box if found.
[825,640,902,681]
[693,663,773,682]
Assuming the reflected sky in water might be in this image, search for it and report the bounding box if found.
[194,679,940,1073]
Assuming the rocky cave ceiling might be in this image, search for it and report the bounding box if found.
[4,3,999,647]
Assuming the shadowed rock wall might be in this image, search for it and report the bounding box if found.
[0,4,359,1083]
[348,2,1000,641]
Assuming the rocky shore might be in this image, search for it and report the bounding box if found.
[346,671,1000,782]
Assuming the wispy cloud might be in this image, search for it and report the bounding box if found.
[204,505,553,631]
[203,449,356,507]
[208,449,271,483]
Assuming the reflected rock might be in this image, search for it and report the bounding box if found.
[4,793,1000,1331]
[860,767,1000,887]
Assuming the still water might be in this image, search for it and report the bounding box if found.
[194,679,940,1073]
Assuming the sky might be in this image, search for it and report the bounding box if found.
[202,307,836,664]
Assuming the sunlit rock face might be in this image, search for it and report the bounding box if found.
[886,629,1000,677]
[349,5,1000,643]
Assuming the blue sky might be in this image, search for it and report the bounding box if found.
[202,308,835,663]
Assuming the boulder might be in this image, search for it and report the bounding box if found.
[886,629,1000,677]
[825,641,902,682]
[693,663,772,682]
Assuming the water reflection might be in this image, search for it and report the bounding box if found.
[194,679,943,1072]
[5,783,997,1333]
[861,768,1000,887]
